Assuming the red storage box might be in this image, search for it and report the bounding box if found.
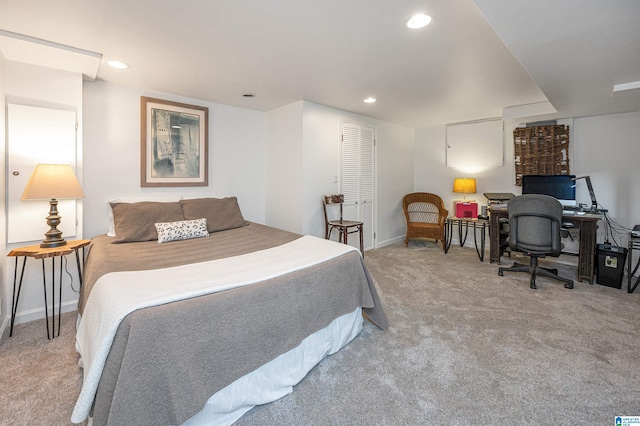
[455,202,478,219]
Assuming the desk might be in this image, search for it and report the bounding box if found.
[445,217,489,261]
[7,239,90,338]
[628,232,640,293]
[488,208,600,284]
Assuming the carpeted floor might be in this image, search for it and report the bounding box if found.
[1,241,639,425]
[0,311,86,426]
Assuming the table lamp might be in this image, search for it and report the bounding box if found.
[453,178,477,200]
[21,164,85,248]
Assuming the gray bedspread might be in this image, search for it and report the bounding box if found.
[78,223,387,426]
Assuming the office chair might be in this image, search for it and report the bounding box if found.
[498,194,574,290]
[322,194,364,256]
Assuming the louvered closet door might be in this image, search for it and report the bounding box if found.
[341,121,375,251]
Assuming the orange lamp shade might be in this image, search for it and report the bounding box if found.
[453,178,477,195]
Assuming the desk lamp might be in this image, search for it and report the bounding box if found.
[452,178,478,218]
[21,164,85,248]
[571,176,598,212]
[453,178,477,200]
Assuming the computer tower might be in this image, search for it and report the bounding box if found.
[595,244,628,289]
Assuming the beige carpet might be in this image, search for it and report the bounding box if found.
[0,311,85,426]
[1,240,639,425]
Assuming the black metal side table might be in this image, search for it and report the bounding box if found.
[445,217,490,261]
[628,232,640,293]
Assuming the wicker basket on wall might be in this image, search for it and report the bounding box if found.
[514,125,570,186]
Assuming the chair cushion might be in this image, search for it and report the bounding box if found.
[407,202,440,223]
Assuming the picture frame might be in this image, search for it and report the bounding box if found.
[141,97,209,187]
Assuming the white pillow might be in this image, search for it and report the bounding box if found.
[154,218,209,244]
[107,196,184,236]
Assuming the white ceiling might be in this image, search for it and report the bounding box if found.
[0,0,638,128]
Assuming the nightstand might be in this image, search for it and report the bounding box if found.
[7,239,90,339]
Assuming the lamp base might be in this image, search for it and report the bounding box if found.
[40,198,68,248]
[40,238,67,249]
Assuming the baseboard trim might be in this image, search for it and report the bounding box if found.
[376,235,405,248]
[377,235,482,250]
[0,315,9,345]
[11,299,79,326]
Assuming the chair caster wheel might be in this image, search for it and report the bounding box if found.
[565,281,574,289]
[530,282,537,290]
[498,269,504,276]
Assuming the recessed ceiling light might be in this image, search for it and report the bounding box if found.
[364,97,376,104]
[407,14,432,29]
[107,60,129,69]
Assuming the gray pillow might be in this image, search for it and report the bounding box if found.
[179,197,247,233]
[110,201,184,243]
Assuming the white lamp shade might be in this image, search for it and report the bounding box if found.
[21,164,84,200]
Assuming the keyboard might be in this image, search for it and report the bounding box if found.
[563,210,577,215]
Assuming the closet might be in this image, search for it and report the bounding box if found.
[340,121,375,250]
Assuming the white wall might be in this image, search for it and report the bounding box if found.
[264,101,304,233]
[300,103,340,237]
[83,80,267,239]
[2,61,84,328]
[376,120,415,245]
[573,112,640,243]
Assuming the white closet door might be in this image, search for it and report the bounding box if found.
[341,124,360,206]
[340,121,376,251]
[7,104,78,244]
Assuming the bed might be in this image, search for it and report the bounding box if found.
[71,197,387,425]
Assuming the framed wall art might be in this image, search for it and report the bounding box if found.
[141,97,209,187]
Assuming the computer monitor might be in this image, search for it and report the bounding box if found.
[521,174,577,207]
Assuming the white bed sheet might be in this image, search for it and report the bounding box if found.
[182,307,363,426]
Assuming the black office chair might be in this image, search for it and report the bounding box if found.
[498,194,574,290]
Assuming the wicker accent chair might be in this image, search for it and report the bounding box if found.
[402,193,448,250]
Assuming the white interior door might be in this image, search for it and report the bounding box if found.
[341,121,375,251]
[7,104,78,244]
